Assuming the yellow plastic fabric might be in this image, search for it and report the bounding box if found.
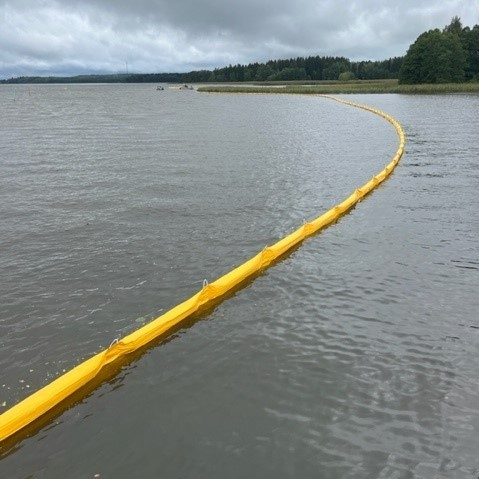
[0,95,405,445]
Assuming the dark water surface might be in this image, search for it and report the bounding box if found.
[1,85,478,478]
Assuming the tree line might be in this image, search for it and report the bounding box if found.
[0,73,184,84]
[181,56,403,83]
[399,17,479,84]
[0,57,402,85]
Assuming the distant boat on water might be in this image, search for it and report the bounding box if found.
[168,84,195,91]
[156,86,164,90]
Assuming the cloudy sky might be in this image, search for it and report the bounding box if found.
[1,0,478,78]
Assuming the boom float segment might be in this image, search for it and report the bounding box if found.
[0,95,405,446]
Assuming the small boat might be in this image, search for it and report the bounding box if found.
[178,84,194,90]
[156,86,164,90]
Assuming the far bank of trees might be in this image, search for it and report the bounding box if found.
[0,72,184,84]
[399,17,479,84]
[182,56,403,83]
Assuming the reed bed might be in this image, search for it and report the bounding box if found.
[198,81,479,95]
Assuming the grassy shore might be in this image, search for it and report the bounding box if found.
[197,80,479,95]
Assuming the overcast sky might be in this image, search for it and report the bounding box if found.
[1,0,478,78]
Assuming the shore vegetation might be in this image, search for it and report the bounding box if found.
[198,80,479,95]
[399,17,479,84]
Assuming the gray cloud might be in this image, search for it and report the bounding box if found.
[1,0,478,78]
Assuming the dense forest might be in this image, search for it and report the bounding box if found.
[399,17,479,84]
[1,17,477,85]
[181,56,403,83]
[0,57,402,85]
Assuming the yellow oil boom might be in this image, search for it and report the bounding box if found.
[0,95,405,447]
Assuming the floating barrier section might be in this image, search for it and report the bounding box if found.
[0,95,405,446]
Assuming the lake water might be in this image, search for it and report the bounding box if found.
[0,85,478,478]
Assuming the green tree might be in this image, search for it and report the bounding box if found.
[322,61,348,80]
[338,71,355,81]
[399,27,466,84]
[444,16,463,36]
[255,64,275,81]
[268,67,308,81]
[462,25,479,80]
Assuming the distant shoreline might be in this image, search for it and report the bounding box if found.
[0,73,183,85]
[2,78,478,94]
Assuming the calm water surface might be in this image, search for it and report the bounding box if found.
[0,85,478,478]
